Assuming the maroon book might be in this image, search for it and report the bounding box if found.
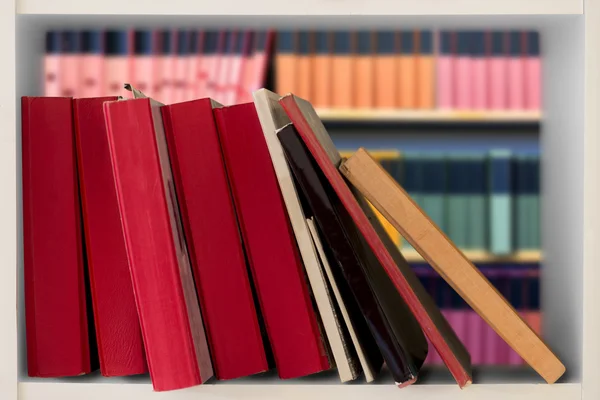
[104,97,213,391]
[73,97,147,377]
[161,98,268,380]
[22,97,94,377]
[213,102,330,379]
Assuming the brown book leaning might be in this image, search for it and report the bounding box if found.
[339,147,566,384]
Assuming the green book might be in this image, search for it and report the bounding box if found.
[401,153,422,251]
[445,154,469,249]
[465,154,487,251]
[421,153,446,233]
[489,150,513,255]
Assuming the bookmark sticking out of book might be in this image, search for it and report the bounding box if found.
[279,93,472,388]
[339,147,566,384]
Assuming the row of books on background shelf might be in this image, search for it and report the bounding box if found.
[22,86,563,392]
[276,30,541,113]
[342,150,541,256]
[44,30,273,103]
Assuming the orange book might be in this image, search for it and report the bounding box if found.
[297,31,312,101]
[416,31,435,109]
[398,31,417,109]
[332,31,353,109]
[374,31,397,109]
[275,31,297,95]
[354,31,374,109]
[312,31,332,109]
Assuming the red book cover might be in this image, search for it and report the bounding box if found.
[22,97,93,377]
[213,103,331,379]
[104,97,213,391]
[280,94,472,388]
[73,97,147,377]
[161,98,268,380]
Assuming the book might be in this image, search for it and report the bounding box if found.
[278,124,425,386]
[339,147,565,384]
[525,32,541,110]
[132,31,155,96]
[332,31,353,108]
[437,31,454,110]
[80,31,104,98]
[420,153,446,239]
[375,31,397,109]
[156,30,174,104]
[305,217,380,382]
[104,30,130,97]
[59,30,81,97]
[44,31,61,96]
[103,91,213,391]
[161,98,268,380]
[465,155,487,251]
[354,31,374,108]
[213,102,331,379]
[455,32,472,110]
[22,97,94,377]
[239,31,255,103]
[508,31,525,110]
[280,94,472,388]
[73,97,147,377]
[225,31,244,105]
[173,29,190,103]
[489,150,513,255]
[399,31,416,109]
[446,154,469,249]
[253,88,361,382]
[249,31,274,96]
[416,30,434,109]
[313,31,332,109]
[200,31,218,99]
[275,31,296,96]
[489,31,508,110]
[297,31,312,101]
[471,32,487,110]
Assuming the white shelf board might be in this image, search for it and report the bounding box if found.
[16,0,582,15]
[17,381,581,400]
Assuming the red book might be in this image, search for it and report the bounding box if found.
[22,97,94,377]
[280,94,472,388]
[104,97,213,391]
[213,103,330,379]
[161,98,268,380]
[73,97,147,377]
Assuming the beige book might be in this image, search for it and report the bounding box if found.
[252,88,359,382]
[340,147,566,384]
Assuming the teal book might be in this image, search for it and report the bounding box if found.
[465,154,487,251]
[445,154,469,249]
[489,150,513,255]
[421,153,446,233]
[401,153,423,251]
[529,155,541,249]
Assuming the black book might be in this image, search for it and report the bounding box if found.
[278,123,428,386]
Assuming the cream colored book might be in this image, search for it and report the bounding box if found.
[340,147,566,384]
[306,217,376,382]
[252,88,359,382]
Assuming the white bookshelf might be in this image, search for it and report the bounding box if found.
[3,1,599,400]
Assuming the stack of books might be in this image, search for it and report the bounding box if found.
[21,87,561,392]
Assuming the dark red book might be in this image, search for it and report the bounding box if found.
[104,97,213,391]
[22,97,94,377]
[280,94,472,388]
[213,103,330,379]
[161,98,268,380]
[73,97,147,377]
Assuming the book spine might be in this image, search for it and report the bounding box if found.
[375,31,397,109]
[446,155,469,249]
[156,30,174,104]
[455,32,472,110]
[489,150,513,255]
[354,31,374,108]
[275,31,296,95]
[401,153,422,251]
[507,264,524,365]
[200,31,218,99]
[436,31,454,110]
[421,154,446,235]
[472,32,488,110]
[44,31,61,96]
[297,31,312,101]
[59,30,81,97]
[238,31,255,103]
[313,31,332,108]
[466,154,487,251]
[186,30,199,101]
[531,155,541,249]
[514,155,529,251]
[398,31,416,109]
[525,32,541,110]
[416,30,434,109]
[104,30,130,97]
[80,30,104,98]
[224,31,243,105]
[132,30,155,97]
[332,31,353,108]
[193,30,205,100]
[250,31,274,95]
[489,31,508,110]
[507,31,525,110]
[173,30,190,103]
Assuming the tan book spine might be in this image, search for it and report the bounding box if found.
[398,31,417,109]
[332,31,353,108]
[354,32,374,109]
[374,31,397,109]
[275,31,297,95]
[313,32,332,109]
[340,148,566,384]
[416,31,435,109]
[297,31,312,101]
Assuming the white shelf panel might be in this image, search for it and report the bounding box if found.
[16,0,582,15]
[17,382,581,400]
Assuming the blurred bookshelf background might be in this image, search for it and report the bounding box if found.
[43,28,541,369]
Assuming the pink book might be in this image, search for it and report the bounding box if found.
[225,31,246,105]
[192,31,204,100]
[466,311,484,365]
[214,32,235,104]
[156,30,174,105]
[472,32,488,111]
[104,30,131,97]
[131,31,156,97]
[248,31,274,99]
[185,31,199,101]
[489,32,508,110]
[44,31,61,96]
[197,31,218,99]
[238,32,255,103]
[172,30,190,103]
[437,31,454,110]
[507,31,525,110]
[59,31,81,97]
[80,31,104,98]
[525,32,541,110]
[455,32,473,110]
